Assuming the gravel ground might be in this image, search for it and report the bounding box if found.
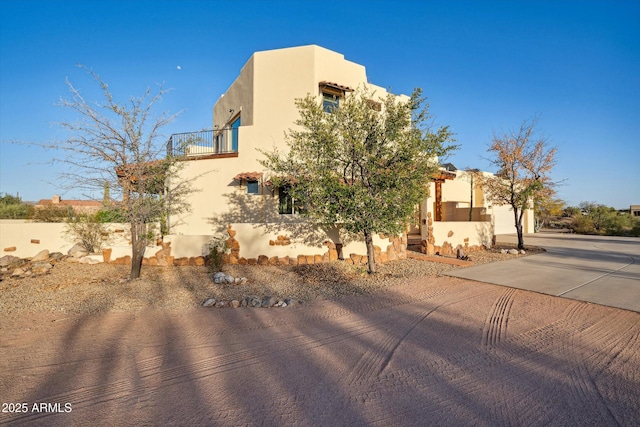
[0,245,543,316]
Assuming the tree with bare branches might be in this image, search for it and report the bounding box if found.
[481,117,557,249]
[49,67,193,279]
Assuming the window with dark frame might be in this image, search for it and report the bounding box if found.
[278,185,305,215]
[246,180,259,195]
[322,92,340,113]
[278,185,293,214]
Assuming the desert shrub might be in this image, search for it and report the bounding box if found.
[32,205,73,222]
[64,213,111,253]
[571,215,596,234]
[206,237,229,273]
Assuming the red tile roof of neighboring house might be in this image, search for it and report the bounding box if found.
[37,199,102,207]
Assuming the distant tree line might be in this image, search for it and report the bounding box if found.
[535,197,640,236]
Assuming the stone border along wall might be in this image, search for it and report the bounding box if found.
[224,225,407,266]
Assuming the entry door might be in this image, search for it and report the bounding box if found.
[407,204,422,236]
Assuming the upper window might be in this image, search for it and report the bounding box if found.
[319,81,353,114]
[230,115,241,152]
[322,92,339,113]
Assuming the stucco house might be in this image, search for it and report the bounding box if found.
[165,45,533,263]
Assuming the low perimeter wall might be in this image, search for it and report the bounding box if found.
[1,220,408,267]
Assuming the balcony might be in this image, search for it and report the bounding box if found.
[167,127,239,158]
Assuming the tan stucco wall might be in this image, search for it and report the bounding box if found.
[431,221,494,249]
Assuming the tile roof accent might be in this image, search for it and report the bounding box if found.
[319,81,354,92]
[233,172,263,182]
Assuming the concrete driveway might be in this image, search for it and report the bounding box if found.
[445,232,640,312]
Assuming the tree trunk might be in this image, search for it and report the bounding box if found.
[469,174,474,221]
[513,207,524,250]
[364,229,377,274]
[130,221,147,279]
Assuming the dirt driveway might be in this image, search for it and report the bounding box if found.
[1,275,639,426]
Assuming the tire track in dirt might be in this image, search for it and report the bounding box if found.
[309,287,491,422]
[482,288,517,349]
[4,283,466,425]
[566,310,640,426]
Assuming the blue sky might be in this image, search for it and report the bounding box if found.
[1,0,638,209]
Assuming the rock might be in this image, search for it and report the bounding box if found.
[50,252,65,261]
[508,249,519,255]
[230,300,240,308]
[500,249,507,254]
[224,275,234,284]
[262,296,276,308]
[32,262,53,274]
[213,272,226,284]
[248,296,262,308]
[0,255,22,268]
[202,298,216,307]
[68,243,89,258]
[11,268,25,277]
[520,250,526,255]
[31,249,50,262]
[234,277,246,285]
[285,298,301,307]
[215,301,226,308]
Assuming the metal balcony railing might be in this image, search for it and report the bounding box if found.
[167,127,239,157]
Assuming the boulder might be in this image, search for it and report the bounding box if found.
[50,252,65,261]
[32,262,53,274]
[0,255,22,268]
[31,250,50,262]
[11,267,25,277]
[68,243,89,258]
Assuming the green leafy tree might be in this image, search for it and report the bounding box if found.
[261,87,456,273]
[480,117,557,249]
